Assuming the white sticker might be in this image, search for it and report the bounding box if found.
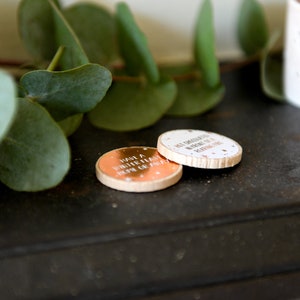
[157,129,243,169]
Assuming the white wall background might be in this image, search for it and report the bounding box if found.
[0,0,286,63]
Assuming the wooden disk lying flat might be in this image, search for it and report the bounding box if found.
[157,129,242,169]
[96,147,182,192]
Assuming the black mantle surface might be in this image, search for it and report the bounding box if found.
[1,64,300,299]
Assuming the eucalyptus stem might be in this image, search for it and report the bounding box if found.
[172,71,200,81]
[112,75,143,83]
[220,53,261,73]
[47,46,65,71]
[0,59,24,67]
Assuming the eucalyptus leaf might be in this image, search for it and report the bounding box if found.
[0,70,17,142]
[237,0,269,56]
[88,76,177,131]
[20,63,112,121]
[58,114,83,137]
[63,3,118,65]
[167,80,225,116]
[49,0,89,69]
[0,98,70,192]
[260,31,285,102]
[18,0,58,61]
[194,0,220,88]
[116,2,160,84]
[161,63,224,117]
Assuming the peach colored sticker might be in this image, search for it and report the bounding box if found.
[96,147,182,192]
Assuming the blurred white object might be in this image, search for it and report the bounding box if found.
[284,0,300,108]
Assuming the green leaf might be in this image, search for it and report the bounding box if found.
[167,80,225,116]
[18,0,57,61]
[20,63,112,121]
[116,2,160,84]
[260,31,285,102]
[88,76,177,131]
[237,0,269,56]
[58,113,83,137]
[0,70,17,142]
[0,98,70,192]
[49,0,89,69]
[194,0,220,88]
[63,3,118,65]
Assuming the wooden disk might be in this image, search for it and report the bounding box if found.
[96,147,182,192]
[157,129,243,169]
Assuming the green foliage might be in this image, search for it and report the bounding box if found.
[237,0,286,104]
[163,0,224,117]
[0,98,70,192]
[49,0,89,69]
[63,3,117,66]
[18,0,58,61]
[88,2,176,131]
[58,113,83,136]
[1,0,285,191]
[260,31,285,102]
[0,71,17,143]
[0,0,113,191]
[116,2,160,84]
[88,76,177,131]
[20,63,112,121]
[167,78,225,116]
[194,0,220,88]
[237,0,269,56]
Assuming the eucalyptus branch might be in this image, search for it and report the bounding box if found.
[112,75,143,83]
[0,0,283,192]
[220,53,261,73]
[47,46,65,71]
[0,59,24,67]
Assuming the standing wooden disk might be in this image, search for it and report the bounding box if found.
[96,147,182,192]
[157,129,243,169]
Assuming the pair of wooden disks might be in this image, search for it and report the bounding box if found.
[96,129,243,192]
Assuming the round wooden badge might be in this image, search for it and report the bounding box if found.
[96,147,182,192]
[157,129,242,169]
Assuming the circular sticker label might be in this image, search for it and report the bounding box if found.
[96,147,182,192]
[157,129,242,169]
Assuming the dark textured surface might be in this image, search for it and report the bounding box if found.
[136,271,300,300]
[1,64,300,299]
